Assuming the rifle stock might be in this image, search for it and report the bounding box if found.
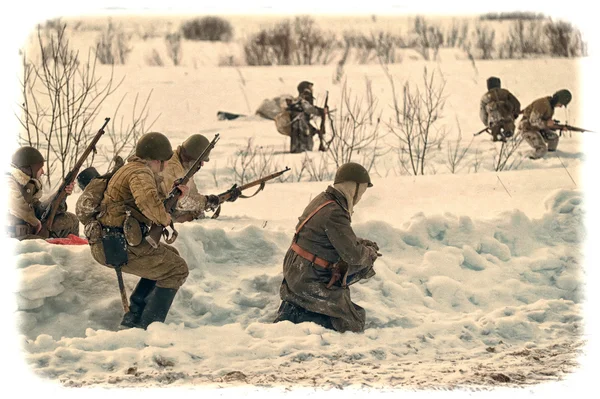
[41,117,110,232]
[146,133,220,247]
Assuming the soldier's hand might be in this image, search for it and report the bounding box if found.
[360,238,380,251]
[226,185,242,202]
[547,119,556,128]
[367,246,379,262]
[176,184,190,197]
[33,219,42,234]
[205,194,221,210]
[65,181,75,195]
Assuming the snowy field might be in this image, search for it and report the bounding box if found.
[2,3,600,398]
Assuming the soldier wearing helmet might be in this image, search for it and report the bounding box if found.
[286,81,325,153]
[273,162,380,333]
[88,132,191,330]
[479,76,521,142]
[158,134,239,222]
[518,89,572,159]
[6,146,79,240]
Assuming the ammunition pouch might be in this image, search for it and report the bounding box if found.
[84,220,103,244]
[101,227,128,267]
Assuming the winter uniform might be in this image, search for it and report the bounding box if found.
[479,77,521,142]
[274,163,378,333]
[88,132,189,330]
[518,90,571,159]
[5,149,79,240]
[158,146,208,222]
[288,82,323,153]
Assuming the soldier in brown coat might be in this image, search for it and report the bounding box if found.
[479,76,521,142]
[518,89,572,159]
[88,132,191,329]
[287,81,324,153]
[158,134,236,222]
[6,146,79,240]
[274,162,380,333]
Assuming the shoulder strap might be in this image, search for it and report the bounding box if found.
[295,200,336,235]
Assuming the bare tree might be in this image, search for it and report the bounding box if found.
[228,139,285,185]
[327,80,384,169]
[165,32,183,66]
[493,134,524,171]
[385,66,448,176]
[18,23,122,187]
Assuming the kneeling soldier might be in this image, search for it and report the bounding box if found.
[6,146,79,240]
[274,162,380,333]
[88,132,190,329]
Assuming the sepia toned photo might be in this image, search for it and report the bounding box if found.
[2,1,596,396]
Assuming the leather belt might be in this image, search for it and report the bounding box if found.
[290,242,331,268]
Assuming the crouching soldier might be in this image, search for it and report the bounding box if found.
[479,76,521,142]
[287,81,324,153]
[273,162,380,333]
[158,134,239,222]
[518,89,572,159]
[88,132,190,329]
[6,146,79,240]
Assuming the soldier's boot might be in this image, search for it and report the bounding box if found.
[138,286,178,329]
[120,278,156,329]
[546,135,559,152]
[273,301,334,330]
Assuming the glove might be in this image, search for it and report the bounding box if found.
[360,238,380,251]
[226,185,242,202]
[366,246,379,263]
[205,194,220,210]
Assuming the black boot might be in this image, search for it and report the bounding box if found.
[120,278,156,329]
[273,301,334,330]
[138,287,178,329]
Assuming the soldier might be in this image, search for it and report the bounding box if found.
[158,134,239,222]
[518,89,572,160]
[273,162,380,333]
[479,76,521,142]
[88,132,190,329]
[6,146,79,240]
[287,81,324,153]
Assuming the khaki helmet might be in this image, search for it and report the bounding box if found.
[77,167,100,190]
[182,134,211,162]
[135,132,173,161]
[12,146,45,168]
[334,162,373,187]
[552,89,572,106]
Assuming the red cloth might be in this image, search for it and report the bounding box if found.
[46,234,89,245]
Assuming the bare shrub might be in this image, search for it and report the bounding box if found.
[385,66,448,176]
[293,16,338,65]
[499,19,544,59]
[244,21,293,66]
[181,16,233,42]
[544,20,587,57]
[165,32,183,65]
[445,20,469,48]
[445,120,474,173]
[327,80,384,170]
[302,153,334,182]
[95,20,132,65]
[474,26,495,59]
[412,16,443,61]
[493,134,524,171]
[228,139,286,185]
[19,24,122,187]
[480,11,546,21]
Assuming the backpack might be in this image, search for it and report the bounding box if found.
[274,110,292,136]
[75,177,111,226]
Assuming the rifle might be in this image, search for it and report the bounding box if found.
[208,167,291,219]
[551,120,595,133]
[473,127,490,137]
[146,133,220,248]
[39,117,110,236]
[318,91,329,152]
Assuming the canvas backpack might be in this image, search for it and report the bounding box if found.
[75,176,111,226]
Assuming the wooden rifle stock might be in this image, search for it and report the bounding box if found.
[40,117,110,233]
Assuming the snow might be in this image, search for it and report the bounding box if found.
[1,1,600,398]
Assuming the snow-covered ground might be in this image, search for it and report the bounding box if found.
[2,3,600,398]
